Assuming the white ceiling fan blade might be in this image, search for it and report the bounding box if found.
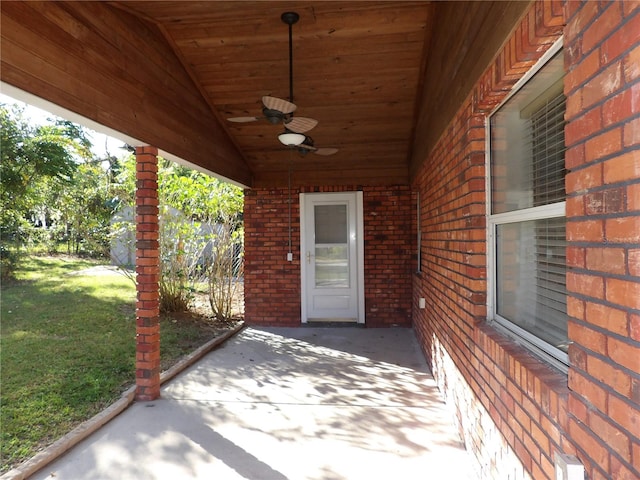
[314,147,338,156]
[262,96,297,114]
[285,116,318,133]
[227,116,260,123]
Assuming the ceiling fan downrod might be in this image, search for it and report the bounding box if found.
[281,12,299,105]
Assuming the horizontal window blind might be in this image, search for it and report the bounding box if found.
[529,91,566,207]
[534,217,567,351]
[496,218,568,352]
[531,91,567,350]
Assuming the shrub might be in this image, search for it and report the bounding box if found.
[205,219,243,320]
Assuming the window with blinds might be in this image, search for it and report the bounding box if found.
[488,44,568,369]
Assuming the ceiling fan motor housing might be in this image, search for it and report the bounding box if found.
[263,107,285,124]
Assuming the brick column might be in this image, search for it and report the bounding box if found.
[135,146,161,401]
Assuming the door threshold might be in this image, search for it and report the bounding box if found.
[304,320,362,328]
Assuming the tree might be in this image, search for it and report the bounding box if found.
[1,106,90,201]
[0,105,95,277]
[52,162,116,256]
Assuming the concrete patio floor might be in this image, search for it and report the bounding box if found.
[29,327,476,480]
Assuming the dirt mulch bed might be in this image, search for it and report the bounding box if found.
[160,291,243,371]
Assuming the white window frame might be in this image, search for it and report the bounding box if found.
[486,38,569,372]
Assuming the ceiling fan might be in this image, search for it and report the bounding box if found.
[227,12,318,135]
[296,135,339,156]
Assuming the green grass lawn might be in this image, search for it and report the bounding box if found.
[0,255,230,473]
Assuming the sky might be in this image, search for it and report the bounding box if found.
[1,92,127,159]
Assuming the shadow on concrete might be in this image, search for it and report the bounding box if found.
[29,327,475,480]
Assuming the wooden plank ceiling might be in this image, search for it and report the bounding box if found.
[1,1,530,188]
[114,1,431,187]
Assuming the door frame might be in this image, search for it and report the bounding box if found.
[299,192,365,324]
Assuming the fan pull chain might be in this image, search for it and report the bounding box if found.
[288,149,293,255]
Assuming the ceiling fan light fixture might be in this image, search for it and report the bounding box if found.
[278,132,305,146]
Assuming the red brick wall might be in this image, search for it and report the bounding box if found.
[412,1,639,479]
[244,187,301,326]
[244,185,413,327]
[564,1,640,478]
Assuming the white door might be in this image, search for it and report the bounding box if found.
[300,192,364,323]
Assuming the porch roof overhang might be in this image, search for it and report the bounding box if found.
[0,1,531,189]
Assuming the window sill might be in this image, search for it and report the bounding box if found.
[475,321,569,421]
